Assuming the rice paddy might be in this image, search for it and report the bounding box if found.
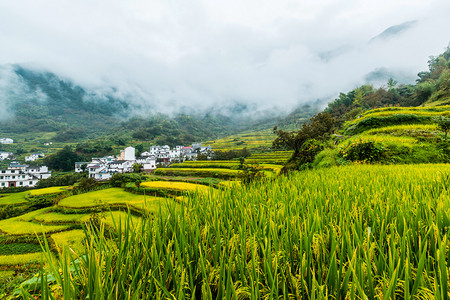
[57,188,167,211]
[0,253,43,266]
[30,164,450,299]
[28,186,69,196]
[0,192,29,206]
[204,129,275,150]
[140,181,211,193]
[155,167,241,179]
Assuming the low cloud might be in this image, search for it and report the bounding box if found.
[0,0,449,116]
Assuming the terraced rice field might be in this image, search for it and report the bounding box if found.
[58,188,170,213]
[140,181,211,193]
[31,164,450,299]
[155,167,241,179]
[0,185,182,283]
[204,129,275,150]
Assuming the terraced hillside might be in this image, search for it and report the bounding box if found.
[203,129,275,151]
[0,178,215,296]
[19,164,450,299]
[156,151,292,182]
[314,105,450,167]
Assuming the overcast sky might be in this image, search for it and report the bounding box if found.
[0,0,449,113]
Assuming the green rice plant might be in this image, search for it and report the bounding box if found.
[0,270,15,279]
[343,106,450,135]
[29,186,69,196]
[140,181,211,193]
[0,243,42,255]
[31,164,450,299]
[0,253,43,266]
[204,129,275,150]
[344,134,418,145]
[217,181,241,188]
[33,211,90,224]
[58,188,169,214]
[170,162,240,169]
[154,168,241,179]
[0,207,70,235]
[51,230,85,254]
[0,192,29,206]
[0,217,70,235]
[361,105,450,115]
[363,124,439,136]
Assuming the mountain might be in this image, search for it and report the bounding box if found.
[0,65,306,146]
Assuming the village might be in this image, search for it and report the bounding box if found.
[0,135,212,188]
[77,143,212,180]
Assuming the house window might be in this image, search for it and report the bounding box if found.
[1,171,4,173]
[1,183,3,186]
[29,181,32,184]
[12,176,15,179]
[22,175,25,179]
[0,176,2,179]
[11,170,15,173]
[19,182,23,185]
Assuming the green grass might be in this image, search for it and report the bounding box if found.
[32,164,450,298]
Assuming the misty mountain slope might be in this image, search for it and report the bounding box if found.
[0,66,130,137]
[0,66,303,145]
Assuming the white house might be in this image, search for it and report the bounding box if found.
[25,153,45,162]
[118,147,136,161]
[82,147,151,180]
[0,165,51,188]
[0,138,13,144]
[8,161,28,170]
[74,162,89,173]
[141,151,151,157]
[0,151,13,160]
[136,156,157,171]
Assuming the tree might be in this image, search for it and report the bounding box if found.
[44,146,83,171]
[132,163,143,173]
[435,116,450,139]
[353,88,365,106]
[387,78,398,91]
[273,112,335,156]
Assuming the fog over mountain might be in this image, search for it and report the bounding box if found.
[0,0,449,116]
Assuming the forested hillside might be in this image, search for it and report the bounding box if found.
[273,46,450,170]
[0,66,299,147]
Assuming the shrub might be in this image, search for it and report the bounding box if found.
[237,163,266,185]
[341,140,385,162]
[109,173,148,188]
